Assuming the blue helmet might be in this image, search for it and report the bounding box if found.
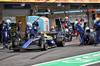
[6,19,11,25]
[95,18,99,22]
[74,21,77,26]
[94,20,96,24]
[27,22,32,27]
[85,27,90,30]
[90,29,92,33]
[65,28,69,33]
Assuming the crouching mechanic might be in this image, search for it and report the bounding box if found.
[2,19,11,49]
[50,26,55,32]
[83,27,90,45]
[93,18,100,46]
[50,26,56,39]
[75,21,84,46]
[25,22,32,41]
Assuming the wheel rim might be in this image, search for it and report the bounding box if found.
[45,42,48,50]
[62,37,65,46]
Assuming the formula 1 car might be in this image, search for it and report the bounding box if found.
[9,31,65,52]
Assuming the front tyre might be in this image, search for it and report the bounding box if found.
[39,37,48,51]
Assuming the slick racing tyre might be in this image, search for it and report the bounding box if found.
[39,37,48,51]
[87,34,95,45]
[56,35,65,47]
[12,38,19,47]
[12,38,21,52]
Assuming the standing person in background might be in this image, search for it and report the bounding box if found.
[16,20,22,38]
[80,19,84,28]
[76,21,84,46]
[32,19,39,35]
[74,19,80,37]
[61,16,71,29]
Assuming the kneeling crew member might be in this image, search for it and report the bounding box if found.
[50,26,56,32]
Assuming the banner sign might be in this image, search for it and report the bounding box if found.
[4,4,31,9]
[0,0,100,3]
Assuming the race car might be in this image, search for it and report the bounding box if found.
[9,31,65,52]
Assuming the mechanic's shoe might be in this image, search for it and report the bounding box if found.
[79,43,82,46]
[5,48,8,49]
[3,47,7,49]
[5,47,8,49]
[79,44,84,46]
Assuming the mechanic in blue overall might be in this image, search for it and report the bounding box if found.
[16,20,22,38]
[32,19,39,35]
[50,26,56,39]
[61,17,71,29]
[76,21,84,46]
[93,18,100,46]
[25,22,32,41]
[2,19,11,49]
[80,19,84,28]
[50,26,56,32]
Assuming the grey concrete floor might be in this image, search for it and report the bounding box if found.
[0,39,100,66]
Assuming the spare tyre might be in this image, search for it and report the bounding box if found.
[87,34,95,45]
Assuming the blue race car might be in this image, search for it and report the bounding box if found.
[9,31,65,51]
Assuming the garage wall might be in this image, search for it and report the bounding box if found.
[48,14,66,27]
[48,12,88,27]
[2,9,30,17]
[69,13,88,22]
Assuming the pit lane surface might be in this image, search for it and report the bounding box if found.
[0,41,100,66]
